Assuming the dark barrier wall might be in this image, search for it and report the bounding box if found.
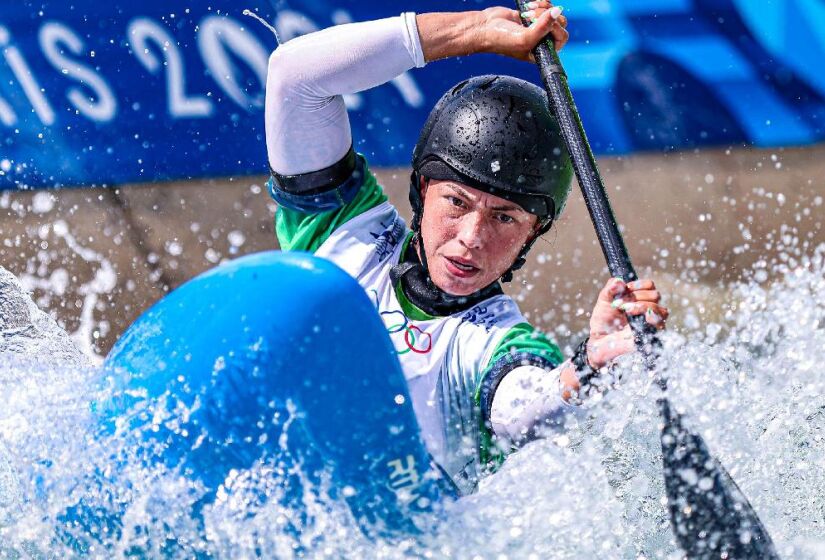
[1,0,824,189]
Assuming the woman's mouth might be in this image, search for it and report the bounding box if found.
[444,256,480,278]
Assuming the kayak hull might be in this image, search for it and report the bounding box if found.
[101,251,450,538]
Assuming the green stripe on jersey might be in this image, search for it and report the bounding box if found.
[486,322,564,369]
[275,157,387,253]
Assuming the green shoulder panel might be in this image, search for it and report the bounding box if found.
[485,322,565,371]
[275,158,388,253]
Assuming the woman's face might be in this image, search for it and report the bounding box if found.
[418,178,539,296]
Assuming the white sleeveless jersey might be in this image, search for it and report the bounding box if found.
[315,201,527,493]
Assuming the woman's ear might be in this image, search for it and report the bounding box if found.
[527,216,550,244]
[419,176,430,198]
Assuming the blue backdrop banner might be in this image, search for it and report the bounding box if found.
[1,0,823,189]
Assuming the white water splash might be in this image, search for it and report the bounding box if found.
[0,241,824,557]
[242,9,282,45]
[17,219,116,363]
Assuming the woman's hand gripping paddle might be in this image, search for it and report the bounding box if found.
[514,2,779,557]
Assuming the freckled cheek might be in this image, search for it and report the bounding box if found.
[434,218,462,244]
[488,246,515,272]
[492,229,527,262]
[494,228,521,249]
[424,224,456,259]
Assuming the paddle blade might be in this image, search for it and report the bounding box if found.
[659,399,779,559]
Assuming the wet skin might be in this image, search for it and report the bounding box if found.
[418,178,540,297]
[417,178,669,376]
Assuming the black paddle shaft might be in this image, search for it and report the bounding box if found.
[516,5,780,558]
[532,42,633,281]
[519,13,659,355]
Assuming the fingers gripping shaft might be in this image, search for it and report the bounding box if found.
[515,1,657,352]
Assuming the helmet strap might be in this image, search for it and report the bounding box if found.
[412,177,433,284]
[409,170,425,234]
[409,174,434,284]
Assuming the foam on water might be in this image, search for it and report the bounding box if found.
[1,242,824,558]
[11,216,117,363]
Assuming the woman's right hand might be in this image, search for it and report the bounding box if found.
[586,277,669,369]
[478,2,569,61]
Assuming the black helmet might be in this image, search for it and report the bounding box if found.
[409,75,573,281]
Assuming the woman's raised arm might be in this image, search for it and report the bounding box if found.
[265,14,425,177]
[265,5,567,177]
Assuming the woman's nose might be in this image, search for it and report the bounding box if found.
[457,212,485,249]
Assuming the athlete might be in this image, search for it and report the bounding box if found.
[265,3,668,495]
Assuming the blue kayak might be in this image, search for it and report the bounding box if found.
[97,251,454,540]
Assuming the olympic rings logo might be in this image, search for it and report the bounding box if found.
[371,290,433,355]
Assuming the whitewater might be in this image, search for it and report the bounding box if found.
[0,237,823,558]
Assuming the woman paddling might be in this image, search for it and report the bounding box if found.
[265,2,669,495]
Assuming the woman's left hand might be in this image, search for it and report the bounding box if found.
[585,277,668,369]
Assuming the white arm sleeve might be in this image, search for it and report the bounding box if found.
[266,13,426,176]
[490,365,577,446]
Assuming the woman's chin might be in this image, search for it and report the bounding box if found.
[430,270,483,297]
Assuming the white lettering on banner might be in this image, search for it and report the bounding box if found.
[127,17,213,118]
[0,11,425,131]
[331,10,353,25]
[197,16,268,110]
[39,22,118,123]
[0,25,55,126]
[391,73,424,108]
[0,25,19,126]
[273,9,320,43]
[0,94,16,126]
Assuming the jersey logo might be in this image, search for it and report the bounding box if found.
[403,324,432,355]
[369,217,404,262]
[460,304,501,332]
[370,291,433,355]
